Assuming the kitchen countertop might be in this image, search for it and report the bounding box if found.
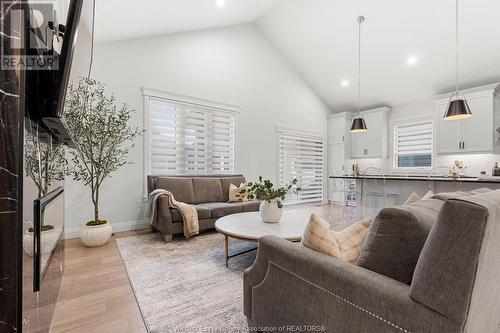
[329,175,500,183]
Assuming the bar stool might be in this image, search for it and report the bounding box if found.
[426,165,463,192]
[361,167,398,218]
[329,171,361,225]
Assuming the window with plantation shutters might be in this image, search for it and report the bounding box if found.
[394,120,433,169]
[278,129,324,204]
[146,95,235,176]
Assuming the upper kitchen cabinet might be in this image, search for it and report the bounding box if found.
[328,112,352,145]
[435,84,500,154]
[327,112,353,176]
[350,107,390,159]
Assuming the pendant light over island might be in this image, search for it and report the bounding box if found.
[350,16,368,133]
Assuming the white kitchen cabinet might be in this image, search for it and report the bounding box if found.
[462,94,495,152]
[328,112,351,145]
[350,107,390,159]
[327,112,353,202]
[327,112,352,174]
[435,84,499,154]
[329,144,346,173]
[435,100,463,153]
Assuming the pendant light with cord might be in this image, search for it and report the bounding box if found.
[350,16,368,133]
[443,0,472,120]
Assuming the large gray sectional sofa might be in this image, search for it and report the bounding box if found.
[147,175,259,242]
[244,189,500,333]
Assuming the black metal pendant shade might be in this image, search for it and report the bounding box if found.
[350,117,368,133]
[444,98,472,121]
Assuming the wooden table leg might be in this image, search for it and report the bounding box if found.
[224,235,229,267]
[221,233,257,267]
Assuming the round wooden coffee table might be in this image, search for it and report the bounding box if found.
[215,210,310,266]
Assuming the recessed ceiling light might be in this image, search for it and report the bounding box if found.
[341,79,350,87]
[216,0,225,8]
[407,55,418,66]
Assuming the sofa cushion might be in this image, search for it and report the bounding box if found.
[198,202,242,218]
[192,178,224,204]
[469,187,492,195]
[356,198,443,284]
[241,200,260,212]
[410,199,490,324]
[431,191,471,201]
[156,177,194,204]
[220,176,246,202]
[170,205,211,222]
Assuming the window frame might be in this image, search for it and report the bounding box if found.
[392,118,434,172]
[276,127,326,205]
[143,87,239,197]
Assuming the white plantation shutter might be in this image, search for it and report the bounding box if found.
[210,111,235,173]
[278,129,324,204]
[395,120,433,168]
[149,97,235,175]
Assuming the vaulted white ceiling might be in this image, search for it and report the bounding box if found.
[92,0,500,111]
[257,0,500,111]
[94,0,278,43]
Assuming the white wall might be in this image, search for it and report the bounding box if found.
[64,20,92,237]
[64,24,331,237]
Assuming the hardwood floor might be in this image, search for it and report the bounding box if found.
[51,230,150,333]
[51,204,342,332]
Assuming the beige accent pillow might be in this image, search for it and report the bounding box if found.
[403,192,421,205]
[421,190,434,200]
[228,183,248,202]
[301,214,371,263]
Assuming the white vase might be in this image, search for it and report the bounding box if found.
[80,221,112,247]
[259,200,283,223]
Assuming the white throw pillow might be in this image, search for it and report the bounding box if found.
[301,214,371,263]
[228,183,248,202]
[421,190,434,200]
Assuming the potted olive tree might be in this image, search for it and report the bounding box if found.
[238,177,301,223]
[65,77,142,247]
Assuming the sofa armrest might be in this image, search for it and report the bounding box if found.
[153,196,174,242]
[243,236,460,333]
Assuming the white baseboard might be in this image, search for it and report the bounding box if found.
[64,218,150,239]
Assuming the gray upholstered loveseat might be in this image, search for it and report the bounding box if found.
[244,190,500,332]
[148,175,259,242]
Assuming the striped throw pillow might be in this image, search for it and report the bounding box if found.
[403,192,421,205]
[301,214,371,263]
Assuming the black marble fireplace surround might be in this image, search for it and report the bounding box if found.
[1,2,67,332]
[0,2,25,330]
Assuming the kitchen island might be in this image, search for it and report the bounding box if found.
[329,174,500,184]
[328,174,500,210]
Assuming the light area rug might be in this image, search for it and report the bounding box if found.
[116,232,257,333]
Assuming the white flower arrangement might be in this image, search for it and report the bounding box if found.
[449,160,466,179]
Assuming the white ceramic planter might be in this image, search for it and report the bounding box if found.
[23,228,57,256]
[259,200,283,223]
[80,221,112,247]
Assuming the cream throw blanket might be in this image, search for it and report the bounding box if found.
[148,189,199,239]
